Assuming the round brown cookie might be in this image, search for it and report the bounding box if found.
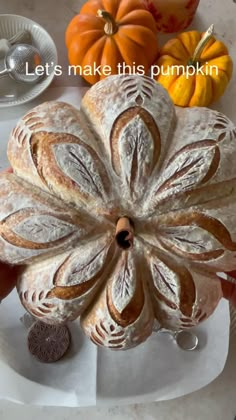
[28,321,71,363]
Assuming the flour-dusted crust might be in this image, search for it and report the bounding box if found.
[2,74,236,349]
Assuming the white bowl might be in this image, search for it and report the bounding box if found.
[0,14,58,107]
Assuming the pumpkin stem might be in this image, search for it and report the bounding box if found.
[115,217,134,250]
[191,24,214,64]
[97,9,118,35]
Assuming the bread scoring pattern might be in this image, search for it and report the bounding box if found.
[1,74,235,349]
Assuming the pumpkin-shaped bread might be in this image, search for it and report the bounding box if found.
[1,74,236,350]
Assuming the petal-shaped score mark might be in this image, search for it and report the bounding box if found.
[110,107,161,200]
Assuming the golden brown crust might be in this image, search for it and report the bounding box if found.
[2,75,234,350]
[110,107,161,179]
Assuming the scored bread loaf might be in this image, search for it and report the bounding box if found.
[1,74,236,349]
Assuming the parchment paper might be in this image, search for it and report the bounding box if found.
[0,88,230,407]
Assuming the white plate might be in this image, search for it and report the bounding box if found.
[0,290,230,407]
[0,87,231,407]
[0,14,58,107]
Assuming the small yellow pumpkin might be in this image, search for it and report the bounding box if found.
[154,25,233,107]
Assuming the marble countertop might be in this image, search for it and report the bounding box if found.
[0,0,236,419]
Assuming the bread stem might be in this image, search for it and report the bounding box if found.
[115,217,134,250]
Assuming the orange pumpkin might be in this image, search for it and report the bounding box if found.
[65,0,159,84]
